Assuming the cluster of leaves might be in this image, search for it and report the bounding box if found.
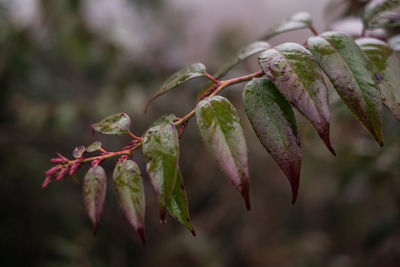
[44,0,400,244]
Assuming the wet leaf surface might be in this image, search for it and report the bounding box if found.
[243,78,302,203]
[82,165,107,234]
[357,37,400,121]
[196,96,250,209]
[308,31,383,145]
[91,113,131,135]
[167,169,195,235]
[259,42,334,154]
[142,116,179,221]
[113,160,146,244]
[363,0,400,29]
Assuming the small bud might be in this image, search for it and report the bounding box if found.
[51,158,66,164]
[42,176,53,188]
[68,162,80,176]
[45,165,60,176]
[56,168,68,181]
[57,153,69,161]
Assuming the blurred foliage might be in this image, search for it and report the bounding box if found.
[1,0,400,266]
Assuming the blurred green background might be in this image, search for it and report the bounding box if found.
[1,0,400,266]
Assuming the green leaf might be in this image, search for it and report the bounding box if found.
[145,63,206,112]
[357,37,400,121]
[113,160,146,244]
[214,41,271,79]
[82,165,107,234]
[262,12,313,40]
[86,141,102,152]
[389,35,400,51]
[91,113,131,135]
[259,43,335,155]
[363,0,400,29]
[142,117,179,222]
[243,78,302,203]
[72,145,85,158]
[167,169,195,235]
[308,31,383,145]
[196,96,250,210]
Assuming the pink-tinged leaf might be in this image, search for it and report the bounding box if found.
[308,32,383,145]
[142,116,179,222]
[167,169,195,235]
[363,0,400,29]
[262,12,313,40]
[259,43,335,155]
[196,96,250,210]
[214,41,271,79]
[113,160,146,244]
[357,37,400,121]
[82,165,107,234]
[73,145,85,158]
[145,63,206,112]
[243,78,302,203]
[91,113,131,135]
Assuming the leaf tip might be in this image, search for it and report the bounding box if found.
[240,183,251,211]
[289,177,299,205]
[191,229,197,236]
[93,222,99,236]
[137,227,146,245]
[160,209,167,224]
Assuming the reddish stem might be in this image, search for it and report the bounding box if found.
[309,25,319,36]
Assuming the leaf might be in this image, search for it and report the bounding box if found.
[167,169,195,235]
[357,37,400,121]
[86,141,102,152]
[262,12,313,40]
[82,165,107,234]
[243,78,302,203]
[214,41,271,79]
[388,35,400,51]
[363,0,400,29]
[258,43,335,155]
[72,145,85,158]
[308,31,383,145]
[145,63,206,112]
[142,117,179,222]
[195,96,250,209]
[91,113,131,135]
[113,160,146,244]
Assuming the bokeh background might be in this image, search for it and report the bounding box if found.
[1,0,400,266]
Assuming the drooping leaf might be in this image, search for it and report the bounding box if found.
[388,34,400,51]
[214,41,271,79]
[145,63,206,112]
[262,12,313,40]
[113,160,146,244]
[72,145,85,158]
[167,169,195,235]
[91,113,131,135]
[357,37,400,121]
[258,43,335,155]
[86,141,102,152]
[82,165,107,234]
[243,78,302,203]
[142,117,179,222]
[363,0,400,29]
[308,31,383,145]
[195,96,250,210]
